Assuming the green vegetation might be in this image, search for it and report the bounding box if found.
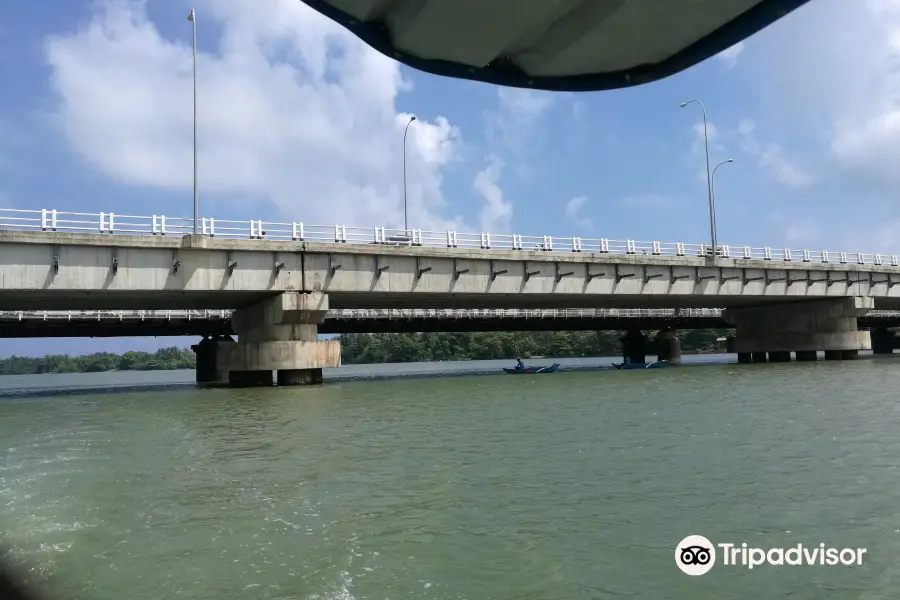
[340,329,732,364]
[0,329,733,374]
[0,347,196,375]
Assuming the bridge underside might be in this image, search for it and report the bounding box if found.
[1,315,897,338]
[304,0,812,92]
[4,290,900,311]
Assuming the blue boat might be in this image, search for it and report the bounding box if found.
[503,362,561,374]
[612,360,668,370]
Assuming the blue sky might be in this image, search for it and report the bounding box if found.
[2,0,900,357]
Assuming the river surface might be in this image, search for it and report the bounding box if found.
[2,355,900,599]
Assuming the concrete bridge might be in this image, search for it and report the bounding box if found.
[3,208,900,384]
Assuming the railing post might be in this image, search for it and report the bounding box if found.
[763,247,772,260]
[108,213,115,233]
[651,241,661,255]
[839,252,848,264]
[857,253,866,265]
[600,238,609,253]
[99,212,107,233]
[802,249,811,263]
[743,246,752,259]
[676,242,685,256]
[821,250,829,263]
[480,232,491,249]
[572,237,582,252]
[626,240,636,254]
[783,248,792,261]
[893,255,899,267]
[292,222,303,241]
[249,220,258,239]
[720,244,730,258]
[374,226,382,244]
[875,253,883,266]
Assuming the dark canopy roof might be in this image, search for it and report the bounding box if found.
[300,0,812,92]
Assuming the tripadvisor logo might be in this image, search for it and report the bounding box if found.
[675,535,867,575]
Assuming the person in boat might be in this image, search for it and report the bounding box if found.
[515,358,525,371]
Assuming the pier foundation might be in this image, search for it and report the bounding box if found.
[654,329,682,364]
[724,298,872,363]
[620,330,648,364]
[191,335,235,386]
[871,328,897,355]
[227,292,341,387]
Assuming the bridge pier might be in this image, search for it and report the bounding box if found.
[191,335,235,386]
[724,298,872,363]
[871,327,897,355]
[228,292,341,387]
[654,329,681,364]
[620,329,648,364]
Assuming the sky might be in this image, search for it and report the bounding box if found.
[2,0,900,357]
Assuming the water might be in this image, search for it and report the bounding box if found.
[2,357,900,599]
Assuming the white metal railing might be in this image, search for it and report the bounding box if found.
[3,208,899,266]
[2,308,900,321]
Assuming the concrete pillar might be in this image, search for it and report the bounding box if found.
[229,370,274,387]
[620,330,647,364]
[737,352,752,364]
[277,368,323,385]
[870,328,896,355]
[191,335,235,386]
[723,297,873,360]
[655,330,682,364]
[228,292,341,386]
[795,350,818,362]
[726,336,737,353]
[768,351,791,363]
[751,351,768,363]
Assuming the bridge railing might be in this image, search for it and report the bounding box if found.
[2,308,900,322]
[3,208,898,267]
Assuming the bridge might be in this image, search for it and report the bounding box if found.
[4,308,900,337]
[2,207,899,385]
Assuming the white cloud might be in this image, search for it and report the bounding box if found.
[715,42,744,69]
[43,0,467,230]
[473,155,513,232]
[488,87,555,154]
[564,196,593,229]
[746,0,900,190]
[735,119,813,188]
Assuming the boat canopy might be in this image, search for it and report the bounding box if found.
[300,0,812,92]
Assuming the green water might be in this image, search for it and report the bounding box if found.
[3,359,900,599]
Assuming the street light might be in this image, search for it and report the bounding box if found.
[679,99,715,253]
[188,8,198,234]
[711,159,734,243]
[403,115,416,233]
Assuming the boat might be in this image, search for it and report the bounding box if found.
[612,360,668,370]
[502,363,561,374]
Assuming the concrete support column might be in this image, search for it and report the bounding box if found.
[620,330,647,364]
[723,297,873,362]
[768,351,791,363]
[654,329,681,364]
[751,352,768,363]
[191,335,236,386]
[871,328,897,355]
[228,292,341,387]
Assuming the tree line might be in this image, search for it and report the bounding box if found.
[338,329,732,364]
[0,329,733,374]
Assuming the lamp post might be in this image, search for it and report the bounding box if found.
[403,115,416,233]
[711,159,734,243]
[188,8,198,234]
[679,99,715,253]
